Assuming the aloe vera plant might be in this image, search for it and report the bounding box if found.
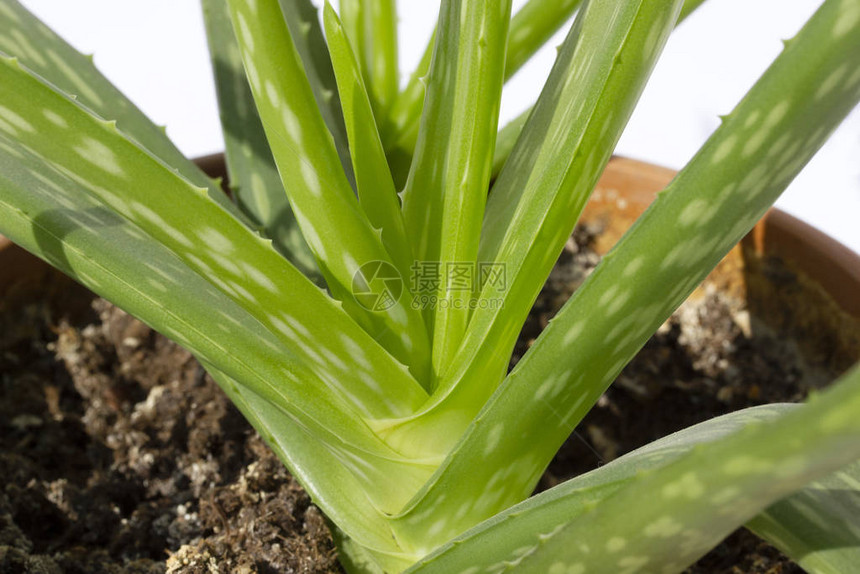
[1,0,860,571]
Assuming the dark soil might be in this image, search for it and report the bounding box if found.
[0,277,338,574]
[0,224,847,573]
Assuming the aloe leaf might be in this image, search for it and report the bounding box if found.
[679,0,709,21]
[0,54,443,515]
[0,0,253,225]
[363,0,398,120]
[384,0,582,173]
[377,0,683,461]
[404,404,790,572]
[747,459,860,573]
[0,149,362,447]
[277,0,355,188]
[201,0,318,276]
[225,0,431,380]
[393,0,860,544]
[385,0,713,185]
[0,147,430,520]
[488,0,713,180]
[323,2,413,279]
[382,26,435,189]
[339,0,362,65]
[504,0,584,80]
[0,53,433,424]
[337,0,398,121]
[488,374,860,574]
[400,0,512,381]
[406,368,860,572]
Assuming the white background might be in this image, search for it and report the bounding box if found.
[18,0,860,254]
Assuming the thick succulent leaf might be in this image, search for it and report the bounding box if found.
[488,0,712,180]
[404,405,789,572]
[201,0,318,276]
[225,0,431,380]
[375,0,682,462]
[406,368,860,573]
[336,0,398,120]
[384,0,581,172]
[400,0,512,381]
[679,0,709,21]
[278,0,355,187]
[204,364,422,572]
[382,26,435,189]
[0,0,249,225]
[387,0,711,165]
[477,0,681,294]
[0,153,431,520]
[0,55,437,513]
[0,54,432,434]
[338,0,362,77]
[323,3,413,280]
[392,0,860,545]
[479,373,860,574]
[747,459,860,573]
[504,0,583,80]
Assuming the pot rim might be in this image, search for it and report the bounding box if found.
[591,156,860,320]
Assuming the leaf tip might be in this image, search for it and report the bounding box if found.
[322,0,336,19]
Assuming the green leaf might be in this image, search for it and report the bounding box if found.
[504,0,583,80]
[488,0,713,180]
[747,459,860,573]
[679,0,709,22]
[0,56,442,519]
[382,26,435,189]
[384,0,582,176]
[225,0,431,380]
[0,0,249,225]
[0,49,434,434]
[393,0,860,546]
[404,404,789,572]
[201,0,318,276]
[406,367,860,572]
[386,0,711,164]
[376,0,683,464]
[277,0,356,188]
[338,0,363,72]
[336,0,399,121]
[323,2,413,281]
[400,0,512,382]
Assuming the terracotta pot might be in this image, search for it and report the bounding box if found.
[586,156,860,374]
[2,155,859,370]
